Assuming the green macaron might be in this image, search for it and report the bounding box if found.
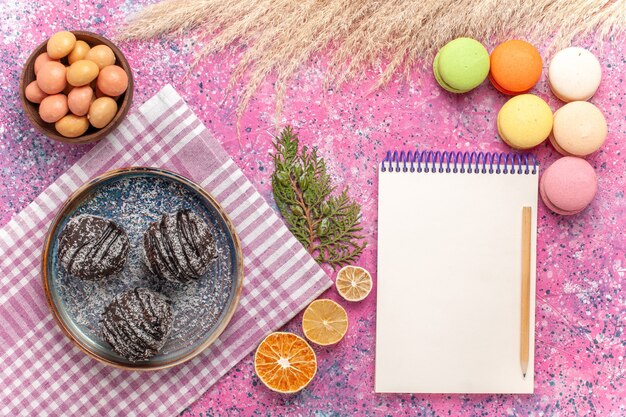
[433,38,490,93]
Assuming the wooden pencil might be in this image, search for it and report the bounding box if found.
[520,206,532,378]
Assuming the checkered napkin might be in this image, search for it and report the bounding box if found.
[0,85,332,416]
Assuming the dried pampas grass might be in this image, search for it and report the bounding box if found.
[119,0,626,118]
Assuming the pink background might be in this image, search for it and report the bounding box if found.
[1,0,625,415]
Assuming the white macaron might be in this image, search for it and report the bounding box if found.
[548,47,602,102]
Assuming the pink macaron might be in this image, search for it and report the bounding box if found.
[540,157,597,215]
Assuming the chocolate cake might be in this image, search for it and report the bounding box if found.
[101,288,173,361]
[58,214,130,280]
[143,209,216,283]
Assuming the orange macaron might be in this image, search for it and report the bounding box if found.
[489,40,542,95]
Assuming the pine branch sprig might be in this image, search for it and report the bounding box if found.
[271,126,366,268]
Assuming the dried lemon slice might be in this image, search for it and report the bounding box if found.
[254,332,317,393]
[302,299,348,346]
[335,265,372,302]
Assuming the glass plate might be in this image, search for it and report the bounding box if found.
[42,167,244,370]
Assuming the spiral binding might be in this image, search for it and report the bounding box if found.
[380,150,537,175]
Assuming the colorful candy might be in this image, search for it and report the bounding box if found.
[497,94,553,149]
[25,31,130,138]
[433,37,490,93]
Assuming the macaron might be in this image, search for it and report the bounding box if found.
[497,94,553,149]
[539,156,597,215]
[548,47,601,102]
[489,40,542,95]
[433,38,490,93]
[550,101,607,156]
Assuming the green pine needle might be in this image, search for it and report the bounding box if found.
[270,126,367,268]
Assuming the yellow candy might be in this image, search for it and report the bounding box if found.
[66,60,100,87]
[55,114,89,138]
[85,45,116,70]
[88,97,118,128]
[497,94,553,149]
[68,40,91,65]
[47,31,76,59]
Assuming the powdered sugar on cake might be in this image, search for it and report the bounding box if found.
[143,209,217,283]
[58,214,130,280]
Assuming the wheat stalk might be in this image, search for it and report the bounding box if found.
[118,0,626,121]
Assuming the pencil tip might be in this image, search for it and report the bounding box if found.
[523,373,526,378]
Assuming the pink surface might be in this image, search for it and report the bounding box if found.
[1,1,625,415]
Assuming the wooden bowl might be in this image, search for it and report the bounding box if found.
[19,31,134,144]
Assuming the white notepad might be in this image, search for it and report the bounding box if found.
[375,150,538,394]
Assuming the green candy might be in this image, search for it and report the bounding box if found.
[433,37,490,93]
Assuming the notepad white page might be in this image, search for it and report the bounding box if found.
[375,163,538,394]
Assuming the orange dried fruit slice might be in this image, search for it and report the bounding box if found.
[302,299,348,346]
[335,265,373,302]
[254,332,317,393]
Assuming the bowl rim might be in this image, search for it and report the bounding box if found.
[19,30,134,145]
[41,166,245,371]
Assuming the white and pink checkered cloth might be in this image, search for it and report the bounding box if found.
[0,85,332,416]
